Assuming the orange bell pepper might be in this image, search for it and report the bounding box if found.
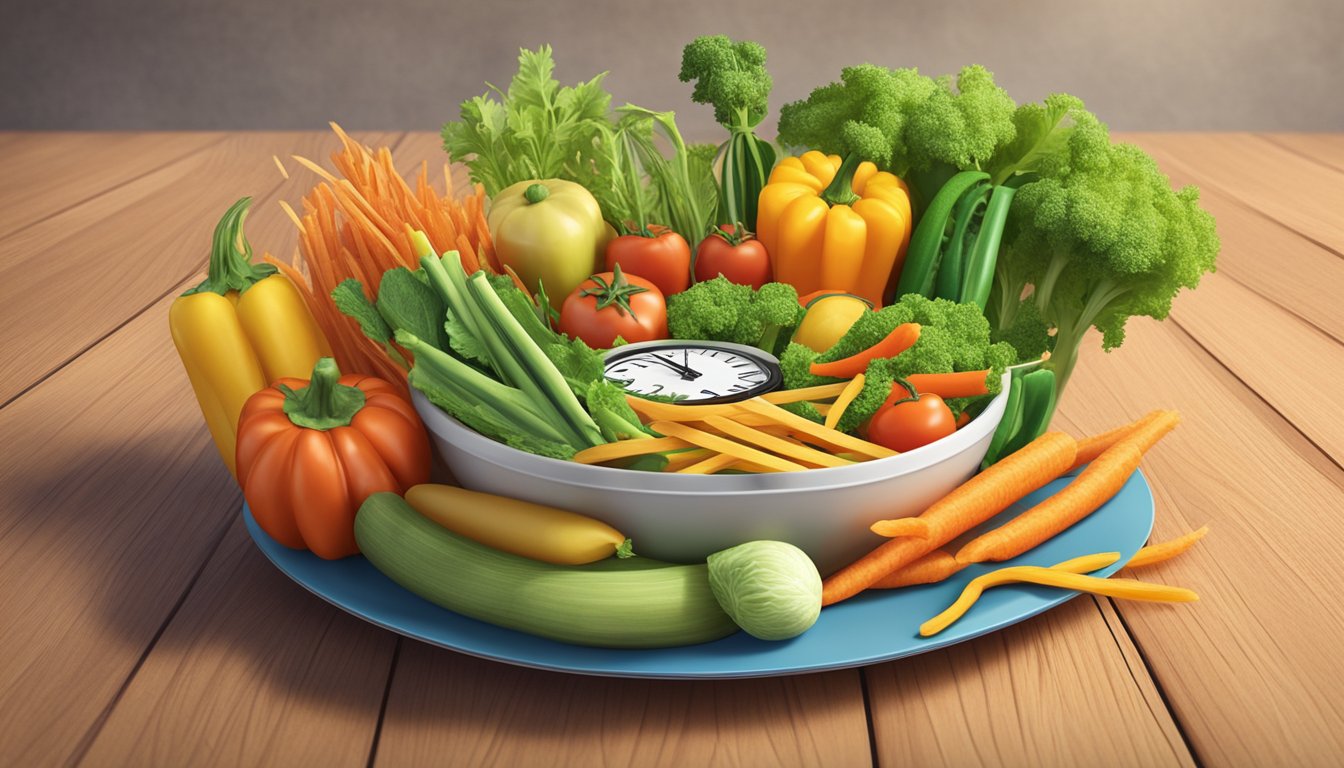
[235,357,431,559]
[756,151,912,305]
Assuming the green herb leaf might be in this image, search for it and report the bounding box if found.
[332,278,392,344]
[376,267,449,351]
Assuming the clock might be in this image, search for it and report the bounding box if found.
[603,340,783,404]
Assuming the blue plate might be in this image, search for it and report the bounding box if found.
[245,470,1153,679]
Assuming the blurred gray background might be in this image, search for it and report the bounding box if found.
[2,0,1341,137]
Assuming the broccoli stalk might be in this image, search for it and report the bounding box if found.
[679,36,776,230]
[991,141,1219,416]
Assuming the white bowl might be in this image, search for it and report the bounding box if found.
[412,378,1008,576]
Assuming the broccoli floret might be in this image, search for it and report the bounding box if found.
[586,379,653,442]
[994,140,1220,416]
[667,277,803,355]
[679,36,772,131]
[780,295,1015,433]
[990,296,1055,363]
[776,64,1016,206]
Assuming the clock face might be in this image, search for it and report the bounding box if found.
[604,341,783,404]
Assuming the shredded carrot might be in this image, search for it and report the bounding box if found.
[266,124,495,394]
[955,411,1180,565]
[810,323,920,378]
[823,431,1076,605]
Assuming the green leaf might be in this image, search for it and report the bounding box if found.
[376,267,448,351]
[332,278,391,344]
[444,308,489,364]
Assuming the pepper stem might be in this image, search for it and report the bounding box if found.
[821,154,863,207]
[280,357,367,430]
[181,197,277,297]
[523,183,550,204]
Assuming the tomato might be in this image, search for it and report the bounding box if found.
[558,266,668,349]
[693,224,771,289]
[605,227,691,298]
[866,384,956,453]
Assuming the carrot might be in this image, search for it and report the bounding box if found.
[823,431,1077,605]
[810,323,920,378]
[956,410,971,429]
[872,550,962,589]
[882,371,992,407]
[870,518,930,538]
[955,411,1180,564]
[920,552,1199,637]
[1068,410,1165,472]
[1127,526,1209,569]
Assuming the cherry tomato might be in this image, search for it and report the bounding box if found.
[694,224,771,289]
[605,227,691,298]
[558,265,668,349]
[867,385,956,453]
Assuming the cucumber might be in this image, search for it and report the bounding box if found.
[354,493,739,648]
[896,170,990,299]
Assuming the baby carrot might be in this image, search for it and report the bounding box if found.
[810,323,920,378]
[1068,410,1165,472]
[872,550,963,589]
[883,370,992,407]
[870,518,930,538]
[956,411,1180,564]
[823,431,1077,605]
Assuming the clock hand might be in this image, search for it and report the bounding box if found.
[654,353,702,380]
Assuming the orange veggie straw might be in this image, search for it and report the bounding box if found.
[956,411,1180,564]
[810,323,921,378]
[823,431,1077,605]
[1126,525,1209,568]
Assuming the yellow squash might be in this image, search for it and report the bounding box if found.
[756,152,912,305]
[404,484,632,565]
[169,198,331,478]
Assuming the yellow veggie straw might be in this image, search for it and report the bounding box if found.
[919,551,1200,637]
[824,374,867,430]
[1127,525,1209,568]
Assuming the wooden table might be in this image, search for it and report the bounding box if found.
[2,131,1341,767]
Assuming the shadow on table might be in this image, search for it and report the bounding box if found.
[6,428,394,718]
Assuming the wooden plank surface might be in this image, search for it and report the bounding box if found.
[79,518,396,768]
[2,131,1342,767]
[0,130,395,407]
[1124,133,1344,254]
[375,644,870,767]
[1054,318,1344,766]
[866,598,1193,767]
[0,131,225,239]
[0,132,400,766]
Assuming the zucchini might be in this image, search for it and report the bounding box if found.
[355,493,739,648]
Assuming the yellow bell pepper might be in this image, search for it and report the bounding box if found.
[169,198,331,478]
[488,179,610,311]
[756,151,912,306]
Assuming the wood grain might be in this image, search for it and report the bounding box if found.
[79,518,396,768]
[865,597,1193,767]
[1120,148,1344,344]
[1122,133,1344,255]
[0,131,225,239]
[1259,133,1344,173]
[373,642,871,768]
[1054,317,1344,767]
[0,130,399,407]
[0,281,241,766]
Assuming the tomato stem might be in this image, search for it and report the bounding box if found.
[280,357,367,430]
[579,263,649,319]
[889,376,921,406]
